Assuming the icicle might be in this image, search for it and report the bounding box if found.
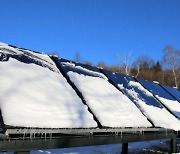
[45,132,47,140]
[50,132,52,140]
[23,131,25,140]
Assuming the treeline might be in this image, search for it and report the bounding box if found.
[75,46,180,88]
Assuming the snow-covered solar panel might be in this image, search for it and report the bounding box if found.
[0,43,97,128]
[102,70,180,130]
[0,43,59,73]
[161,85,180,102]
[56,58,152,128]
[137,79,180,119]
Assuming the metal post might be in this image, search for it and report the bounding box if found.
[122,143,128,154]
[170,138,177,153]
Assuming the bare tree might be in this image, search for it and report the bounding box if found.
[162,46,180,88]
[116,51,132,75]
[132,55,155,77]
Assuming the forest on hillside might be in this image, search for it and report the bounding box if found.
[74,46,180,89]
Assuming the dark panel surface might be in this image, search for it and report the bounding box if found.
[101,70,180,129]
[161,85,180,102]
[137,78,180,119]
[137,79,175,101]
[52,57,152,128]
[102,70,163,108]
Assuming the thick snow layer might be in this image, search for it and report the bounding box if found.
[127,81,180,130]
[138,79,180,120]
[61,63,152,128]
[0,58,97,128]
[102,71,180,130]
[61,62,108,80]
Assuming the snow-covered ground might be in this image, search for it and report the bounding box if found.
[1,139,179,154]
[30,139,172,154]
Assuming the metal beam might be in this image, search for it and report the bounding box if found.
[5,127,172,136]
[0,131,176,152]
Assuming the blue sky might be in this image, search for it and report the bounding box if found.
[0,0,180,65]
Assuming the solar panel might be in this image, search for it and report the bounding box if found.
[161,85,180,102]
[0,44,97,128]
[0,43,179,153]
[55,58,152,128]
[137,78,180,119]
[101,70,180,130]
[0,43,58,73]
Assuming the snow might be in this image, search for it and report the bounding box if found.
[0,58,97,128]
[0,139,177,153]
[0,42,59,73]
[127,81,180,130]
[137,78,180,120]
[29,139,171,154]
[101,71,180,130]
[61,62,108,80]
[128,81,152,97]
[60,61,152,128]
[155,96,180,118]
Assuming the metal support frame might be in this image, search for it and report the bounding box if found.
[122,143,128,154]
[170,138,177,153]
[0,129,176,153]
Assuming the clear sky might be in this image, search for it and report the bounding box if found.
[0,0,180,65]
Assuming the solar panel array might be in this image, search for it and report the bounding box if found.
[55,58,151,128]
[101,70,180,130]
[0,43,180,131]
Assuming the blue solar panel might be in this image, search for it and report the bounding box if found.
[137,79,176,101]
[59,58,102,78]
[54,58,154,128]
[101,70,180,128]
[102,70,163,108]
[161,85,180,102]
[137,78,180,119]
[0,47,56,72]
